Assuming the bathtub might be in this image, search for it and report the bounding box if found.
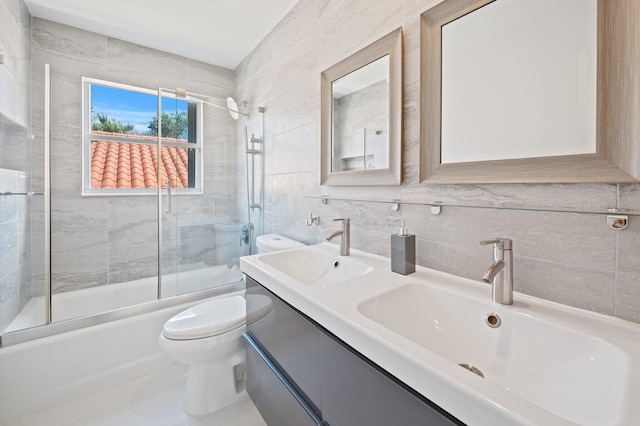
[5,264,244,332]
[0,265,245,424]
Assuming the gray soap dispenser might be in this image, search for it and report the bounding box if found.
[391,219,415,275]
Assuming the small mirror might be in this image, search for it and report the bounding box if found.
[321,28,402,186]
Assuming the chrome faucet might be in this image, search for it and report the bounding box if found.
[326,218,350,256]
[480,238,513,305]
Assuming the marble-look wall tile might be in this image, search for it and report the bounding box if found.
[0,125,5,168]
[187,59,234,99]
[403,0,444,17]
[615,214,640,273]
[272,124,318,175]
[615,272,640,323]
[107,241,158,285]
[3,125,27,171]
[317,0,403,70]
[51,247,108,292]
[514,257,616,315]
[0,266,19,332]
[0,221,18,281]
[31,19,107,94]
[0,0,31,127]
[106,38,188,89]
[108,211,159,247]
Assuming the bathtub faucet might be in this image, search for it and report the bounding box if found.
[480,238,513,305]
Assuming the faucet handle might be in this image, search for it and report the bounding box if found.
[333,218,350,224]
[480,238,512,249]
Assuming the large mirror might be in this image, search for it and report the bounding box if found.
[420,0,640,183]
[321,28,402,186]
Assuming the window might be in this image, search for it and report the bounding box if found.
[82,78,203,195]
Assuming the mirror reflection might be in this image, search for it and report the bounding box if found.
[332,55,389,172]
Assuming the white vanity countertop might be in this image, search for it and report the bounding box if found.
[240,242,640,426]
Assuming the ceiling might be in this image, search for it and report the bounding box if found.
[23,0,299,69]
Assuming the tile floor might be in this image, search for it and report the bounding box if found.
[7,363,267,426]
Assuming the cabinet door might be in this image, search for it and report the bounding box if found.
[246,277,323,410]
[321,333,462,426]
[246,337,320,426]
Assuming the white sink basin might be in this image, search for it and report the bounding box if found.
[258,246,373,285]
[358,282,629,426]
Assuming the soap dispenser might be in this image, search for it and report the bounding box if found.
[391,219,415,275]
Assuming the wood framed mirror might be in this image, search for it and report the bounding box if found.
[420,0,640,184]
[321,28,403,186]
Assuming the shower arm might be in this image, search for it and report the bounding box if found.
[164,87,249,118]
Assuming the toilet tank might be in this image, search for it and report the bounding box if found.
[256,234,305,254]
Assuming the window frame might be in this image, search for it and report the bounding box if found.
[81,77,204,196]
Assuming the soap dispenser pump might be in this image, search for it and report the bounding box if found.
[391,219,415,275]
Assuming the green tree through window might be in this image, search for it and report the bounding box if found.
[147,111,188,139]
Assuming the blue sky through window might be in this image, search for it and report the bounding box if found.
[91,85,188,134]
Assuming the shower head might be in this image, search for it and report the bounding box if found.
[226,97,240,120]
[171,88,247,120]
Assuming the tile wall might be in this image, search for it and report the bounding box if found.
[30,19,242,293]
[0,0,31,128]
[0,118,33,331]
[0,0,32,331]
[234,0,640,323]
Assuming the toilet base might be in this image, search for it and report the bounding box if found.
[183,351,246,417]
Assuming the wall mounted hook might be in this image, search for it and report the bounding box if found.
[306,212,320,226]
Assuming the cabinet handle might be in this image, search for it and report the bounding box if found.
[243,331,327,426]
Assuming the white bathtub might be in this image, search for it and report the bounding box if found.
[0,265,245,424]
[5,264,243,332]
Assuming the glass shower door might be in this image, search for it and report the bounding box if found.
[158,89,245,298]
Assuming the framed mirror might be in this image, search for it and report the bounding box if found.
[321,28,402,186]
[420,0,640,183]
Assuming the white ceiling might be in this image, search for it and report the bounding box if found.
[24,0,299,69]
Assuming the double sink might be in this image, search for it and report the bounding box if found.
[240,242,640,425]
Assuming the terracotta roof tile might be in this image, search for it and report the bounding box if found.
[90,131,190,189]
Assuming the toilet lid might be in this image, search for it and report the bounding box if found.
[246,294,273,325]
[163,296,246,340]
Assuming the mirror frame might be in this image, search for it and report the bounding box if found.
[321,28,403,186]
[420,0,640,184]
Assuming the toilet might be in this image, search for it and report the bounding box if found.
[256,233,305,253]
[158,234,304,417]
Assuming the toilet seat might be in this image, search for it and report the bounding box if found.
[162,294,274,340]
[163,296,246,340]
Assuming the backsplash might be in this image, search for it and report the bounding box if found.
[234,0,640,323]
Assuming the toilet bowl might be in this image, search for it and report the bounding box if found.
[158,234,304,417]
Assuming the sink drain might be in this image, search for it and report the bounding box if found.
[458,363,484,378]
[485,313,501,328]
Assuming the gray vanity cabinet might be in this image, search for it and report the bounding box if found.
[245,276,462,426]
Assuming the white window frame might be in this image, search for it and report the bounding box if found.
[81,77,203,196]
